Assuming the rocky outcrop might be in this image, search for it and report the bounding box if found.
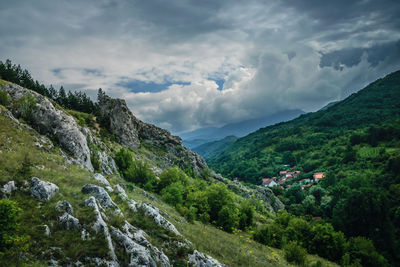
[139,203,181,236]
[188,250,225,267]
[84,196,118,263]
[98,94,141,149]
[31,177,59,201]
[81,184,119,211]
[55,200,74,214]
[1,83,93,171]
[1,180,17,198]
[114,184,128,200]
[59,213,81,231]
[93,173,113,192]
[111,228,157,267]
[97,93,207,175]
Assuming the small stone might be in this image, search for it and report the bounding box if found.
[1,181,17,197]
[188,250,225,267]
[44,225,51,236]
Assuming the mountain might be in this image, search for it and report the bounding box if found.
[207,70,400,264]
[2,78,315,267]
[180,109,304,148]
[192,135,239,159]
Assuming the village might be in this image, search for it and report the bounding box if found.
[260,168,325,190]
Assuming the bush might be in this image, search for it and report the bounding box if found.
[0,90,9,106]
[238,200,254,230]
[217,205,238,232]
[284,241,307,265]
[124,160,156,186]
[0,200,29,255]
[91,151,101,172]
[161,182,185,206]
[343,237,388,267]
[18,95,36,122]
[157,167,188,192]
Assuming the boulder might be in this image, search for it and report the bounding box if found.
[59,212,81,231]
[114,184,128,200]
[1,181,17,197]
[81,184,118,211]
[55,200,74,214]
[93,173,113,192]
[1,83,93,171]
[188,250,225,267]
[31,177,59,201]
[139,203,181,236]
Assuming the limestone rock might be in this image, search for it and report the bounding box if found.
[111,228,157,267]
[81,184,118,210]
[84,196,118,262]
[44,225,51,236]
[1,181,17,197]
[114,184,128,200]
[188,250,225,267]
[55,200,73,214]
[31,177,59,201]
[93,173,113,192]
[98,94,141,150]
[97,92,207,175]
[139,203,181,236]
[59,212,81,231]
[1,83,93,171]
[97,150,118,175]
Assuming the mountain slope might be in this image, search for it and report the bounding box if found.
[207,70,400,264]
[193,135,238,159]
[208,70,400,182]
[2,79,337,266]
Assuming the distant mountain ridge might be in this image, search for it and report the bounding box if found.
[181,109,304,148]
[192,135,238,159]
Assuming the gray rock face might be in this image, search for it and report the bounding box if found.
[139,203,181,236]
[114,184,128,200]
[1,83,93,171]
[188,250,225,267]
[81,184,118,210]
[1,181,17,197]
[93,173,113,192]
[111,228,157,267]
[31,177,59,201]
[84,197,118,262]
[59,212,81,231]
[98,93,207,175]
[98,94,141,150]
[55,200,74,214]
[97,151,118,175]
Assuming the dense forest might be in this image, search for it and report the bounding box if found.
[207,70,400,264]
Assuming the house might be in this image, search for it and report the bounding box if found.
[313,172,325,182]
[262,178,278,187]
[278,179,286,185]
[279,170,287,177]
[233,177,239,183]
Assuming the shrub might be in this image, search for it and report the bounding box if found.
[283,241,307,265]
[91,151,101,172]
[124,160,155,186]
[343,237,388,267]
[18,95,36,122]
[0,200,29,255]
[238,200,254,230]
[157,167,188,192]
[0,90,9,106]
[217,205,238,232]
[161,182,185,206]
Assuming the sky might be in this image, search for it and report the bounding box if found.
[1,0,400,134]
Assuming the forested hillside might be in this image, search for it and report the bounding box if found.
[208,70,400,264]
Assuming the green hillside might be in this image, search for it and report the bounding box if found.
[208,70,400,264]
[193,135,238,159]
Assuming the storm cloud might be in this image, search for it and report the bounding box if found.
[0,0,399,133]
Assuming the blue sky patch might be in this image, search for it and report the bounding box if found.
[209,78,225,90]
[117,79,190,93]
